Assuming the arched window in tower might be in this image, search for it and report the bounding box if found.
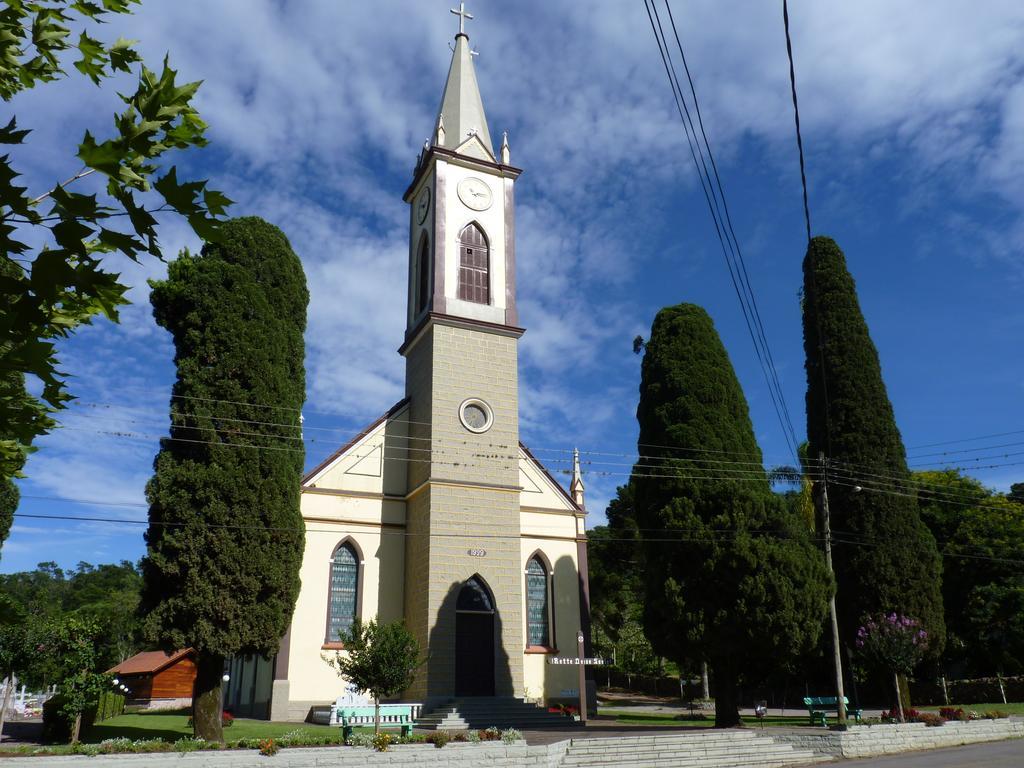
[416,235,430,315]
[327,541,360,642]
[525,556,551,647]
[457,223,490,304]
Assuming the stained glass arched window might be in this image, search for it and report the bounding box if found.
[525,556,550,647]
[457,223,489,304]
[327,542,359,641]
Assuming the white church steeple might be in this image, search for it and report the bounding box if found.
[434,3,494,161]
[401,1,522,337]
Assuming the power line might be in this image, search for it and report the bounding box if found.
[642,0,800,465]
[908,428,1024,450]
[782,0,811,243]
[13,511,1023,568]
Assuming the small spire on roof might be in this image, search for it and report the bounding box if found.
[436,114,446,145]
[501,131,510,164]
[570,447,585,508]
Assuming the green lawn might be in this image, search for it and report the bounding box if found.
[598,709,813,728]
[81,709,343,744]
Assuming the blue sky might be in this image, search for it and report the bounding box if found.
[4,0,1023,573]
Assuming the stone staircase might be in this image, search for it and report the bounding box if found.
[415,696,583,730]
[560,730,831,767]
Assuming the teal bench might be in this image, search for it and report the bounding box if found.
[337,704,414,740]
[803,696,862,727]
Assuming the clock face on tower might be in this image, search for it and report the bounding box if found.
[457,177,492,211]
[416,187,431,224]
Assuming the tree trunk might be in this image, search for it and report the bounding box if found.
[712,660,740,728]
[702,661,711,700]
[997,670,1007,705]
[374,697,380,735]
[0,674,12,743]
[71,713,81,744]
[192,652,225,743]
[893,670,905,722]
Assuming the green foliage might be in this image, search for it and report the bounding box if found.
[0,0,229,478]
[324,618,423,734]
[0,560,143,676]
[589,486,665,679]
[916,470,1023,675]
[142,218,306,743]
[0,477,16,557]
[802,236,945,654]
[141,217,307,662]
[632,303,831,727]
[1008,483,1024,505]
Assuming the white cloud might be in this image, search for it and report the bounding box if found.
[6,0,1024,571]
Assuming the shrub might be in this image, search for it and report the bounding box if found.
[939,707,968,721]
[983,710,1008,719]
[427,730,451,748]
[174,737,204,752]
[452,731,468,742]
[41,694,72,743]
[371,732,392,752]
[480,726,501,741]
[916,713,946,727]
[222,710,235,727]
[500,728,522,744]
[258,738,279,756]
[467,730,481,743]
[346,732,374,747]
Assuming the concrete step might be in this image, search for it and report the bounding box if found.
[416,697,580,730]
[562,733,829,768]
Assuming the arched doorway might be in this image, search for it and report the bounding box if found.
[455,576,495,697]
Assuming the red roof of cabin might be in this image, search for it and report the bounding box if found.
[106,649,194,676]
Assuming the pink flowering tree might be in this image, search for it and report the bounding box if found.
[856,614,928,722]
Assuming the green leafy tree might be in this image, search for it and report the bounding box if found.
[0,610,36,742]
[142,217,308,743]
[589,485,666,685]
[802,236,945,658]
[0,560,143,670]
[36,616,107,743]
[917,470,1024,676]
[632,303,831,727]
[0,479,16,558]
[1008,483,1024,505]
[0,0,230,478]
[855,614,929,722]
[323,619,423,735]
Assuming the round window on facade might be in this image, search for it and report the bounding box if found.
[459,398,493,433]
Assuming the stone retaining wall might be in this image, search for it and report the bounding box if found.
[2,740,571,768]
[774,717,1024,758]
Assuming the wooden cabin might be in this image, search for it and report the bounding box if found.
[106,649,196,703]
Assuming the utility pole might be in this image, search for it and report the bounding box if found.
[819,452,847,727]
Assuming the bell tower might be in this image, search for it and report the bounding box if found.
[400,4,525,704]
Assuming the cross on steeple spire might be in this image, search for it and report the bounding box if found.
[450,2,473,37]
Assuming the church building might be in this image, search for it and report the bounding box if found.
[236,8,593,723]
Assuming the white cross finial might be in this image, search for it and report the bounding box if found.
[450,2,473,36]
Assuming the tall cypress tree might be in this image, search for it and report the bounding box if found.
[0,256,28,554]
[634,303,830,727]
[142,217,308,741]
[802,236,944,656]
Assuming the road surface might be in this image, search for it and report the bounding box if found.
[836,739,1024,767]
